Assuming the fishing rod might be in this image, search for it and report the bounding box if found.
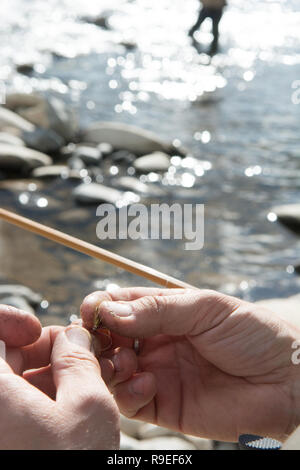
[0,208,194,290]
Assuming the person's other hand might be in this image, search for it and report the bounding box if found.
[0,304,119,449]
[80,288,300,442]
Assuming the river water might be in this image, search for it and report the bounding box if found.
[0,0,300,324]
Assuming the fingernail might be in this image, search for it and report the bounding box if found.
[102,301,132,317]
[65,326,92,351]
[82,293,101,316]
[130,375,144,395]
[0,340,6,360]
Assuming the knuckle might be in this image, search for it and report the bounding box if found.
[137,295,167,334]
[194,289,226,306]
[53,351,99,373]
[140,295,166,316]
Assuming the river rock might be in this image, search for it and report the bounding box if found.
[120,433,141,450]
[0,144,52,172]
[98,142,113,156]
[82,122,182,156]
[0,170,7,180]
[120,433,198,451]
[31,165,69,179]
[134,152,170,172]
[0,295,35,315]
[0,106,35,133]
[184,435,213,450]
[0,284,42,306]
[0,132,25,146]
[271,204,300,234]
[73,182,123,204]
[5,93,77,142]
[120,415,142,438]
[110,150,136,165]
[68,156,86,171]
[74,145,102,165]
[120,40,137,50]
[137,423,212,449]
[22,127,65,153]
[60,143,76,158]
[113,176,165,197]
[81,12,112,30]
[256,294,300,329]
[139,437,197,450]
[137,423,176,440]
[0,179,43,191]
[113,176,150,194]
[120,416,212,450]
[0,127,22,137]
[16,63,35,75]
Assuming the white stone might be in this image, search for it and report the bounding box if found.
[73,182,123,204]
[134,152,170,172]
[74,145,102,164]
[5,93,77,142]
[120,433,142,450]
[137,423,175,439]
[114,176,165,197]
[32,165,68,178]
[0,296,35,315]
[0,285,42,305]
[0,144,52,171]
[138,423,212,450]
[82,122,174,155]
[0,106,35,133]
[139,437,197,450]
[184,435,213,450]
[271,204,300,232]
[120,415,143,438]
[0,132,25,147]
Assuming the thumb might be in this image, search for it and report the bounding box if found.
[98,289,242,338]
[51,326,110,407]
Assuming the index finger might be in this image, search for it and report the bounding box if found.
[14,326,63,373]
[80,288,187,330]
[0,305,42,347]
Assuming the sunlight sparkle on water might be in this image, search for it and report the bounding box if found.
[267,212,278,223]
[3,0,298,103]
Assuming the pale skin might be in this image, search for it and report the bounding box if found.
[0,305,119,450]
[2,287,300,448]
[80,288,300,443]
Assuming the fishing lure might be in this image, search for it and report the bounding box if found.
[91,311,112,352]
[69,313,112,352]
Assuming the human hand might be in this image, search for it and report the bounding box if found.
[80,288,300,442]
[0,304,119,450]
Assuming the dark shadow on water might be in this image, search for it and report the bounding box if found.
[191,38,220,58]
[191,37,204,55]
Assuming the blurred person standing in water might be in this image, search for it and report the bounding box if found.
[188,0,227,54]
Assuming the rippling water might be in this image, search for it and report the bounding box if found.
[1,0,300,323]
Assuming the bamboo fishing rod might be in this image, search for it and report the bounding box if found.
[0,207,193,289]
